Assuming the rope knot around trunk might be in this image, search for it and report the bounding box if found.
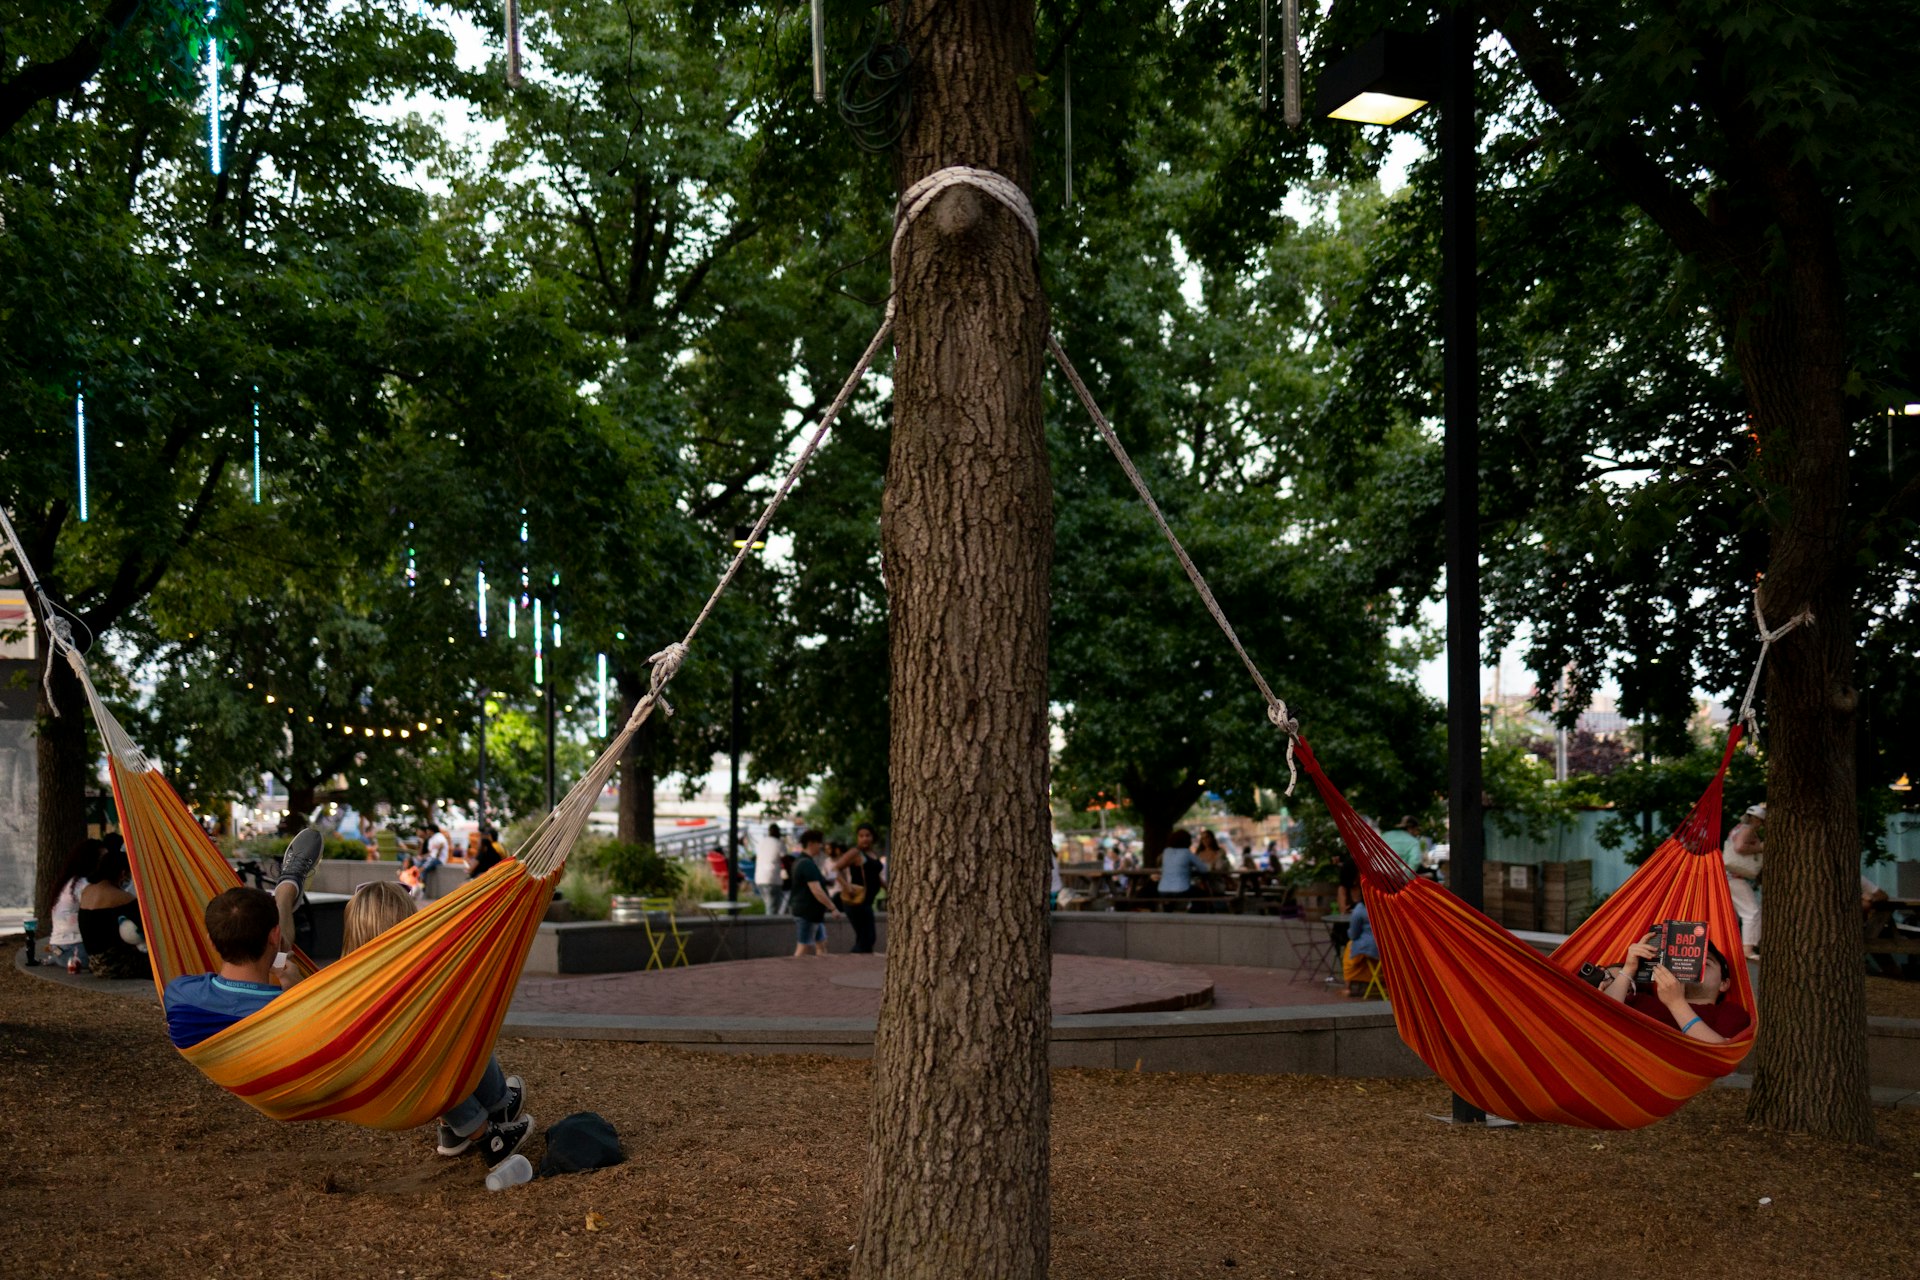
[890,166,1040,287]
[1736,591,1814,749]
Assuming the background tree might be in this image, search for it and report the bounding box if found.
[1,0,481,922]
[1316,0,1920,1140]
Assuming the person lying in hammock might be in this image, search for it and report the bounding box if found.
[1598,934,1750,1042]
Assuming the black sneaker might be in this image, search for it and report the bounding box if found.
[277,829,323,896]
[479,1115,534,1170]
[488,1075,525,1126]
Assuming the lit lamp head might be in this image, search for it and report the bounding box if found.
[1318,29,1440,126]
[731,524,767,551]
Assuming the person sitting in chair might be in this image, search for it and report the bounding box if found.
[1343,890,1382,998]
[1598,932,1750,1043]
[1156,829,1210,905]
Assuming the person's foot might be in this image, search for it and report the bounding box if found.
[436,1122,478,1157]
[479,1115,534,1170]
[277,829,323,894]
[488,1076,525,1126]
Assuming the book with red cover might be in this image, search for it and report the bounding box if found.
[1660,920,1709,984]
[1633,920,1709,984]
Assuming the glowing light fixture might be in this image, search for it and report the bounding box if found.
[597,652,608,736]
[1317,29,1438,127]
[75,385,89,521]
[477,568,489,637]
[533,597,544,685]
[251,396,261,503]
[405,522,416,589]
[205,3,223,174]
[731,524,768,550]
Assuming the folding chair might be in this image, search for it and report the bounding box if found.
[1359,955,1388,1002]
[641,898,690,969]
[1287,896,1339,983]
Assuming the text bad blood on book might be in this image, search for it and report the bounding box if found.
[1631,920,1709,985]
[1660,920,1708,984]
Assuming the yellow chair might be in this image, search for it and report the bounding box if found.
[1360,955,1388,1002]
[641,898,689,970]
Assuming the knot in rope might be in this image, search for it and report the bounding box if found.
[1265,699,1302,797]
[1737,592,1814,748]
[891,166,1039,288]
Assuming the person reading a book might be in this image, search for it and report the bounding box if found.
[1599,931,1749,1042]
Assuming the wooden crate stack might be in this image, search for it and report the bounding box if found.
[1479,860,1542,931]
[1541,860,1594,934]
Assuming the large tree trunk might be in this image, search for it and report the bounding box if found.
[33,648,88,931]
[1737,201,1873,1142]
[853,2,1052,1276]
[615,669,655,846]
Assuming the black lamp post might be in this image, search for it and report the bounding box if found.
[726,524,767,903]
[1323,5,1486,1124]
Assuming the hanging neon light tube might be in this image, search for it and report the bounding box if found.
[251,393,261,503]
[477,568,489,637]
[532,598,544,684]
[205,4,223,175]
[76,386,89,521]
[597,652,608,736]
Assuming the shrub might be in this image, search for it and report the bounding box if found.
[558,864,613,921]
[591,840,685,898]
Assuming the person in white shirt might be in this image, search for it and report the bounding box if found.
[753,823,787,914]
[1723,803,1764,959]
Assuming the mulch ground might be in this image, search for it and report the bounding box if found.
[4,939,1918,1280]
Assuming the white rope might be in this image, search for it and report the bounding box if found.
[1737,590,1813,750]
[891,165,1040,288]
[0,504,82,718]
[1045,332,1303,794]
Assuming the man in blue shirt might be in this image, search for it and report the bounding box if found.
[163,886,299,1048]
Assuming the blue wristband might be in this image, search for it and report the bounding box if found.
[1679,1016,1702,1033]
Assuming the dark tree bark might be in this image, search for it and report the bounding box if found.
[1732,180,1873,1144]
[853,2,1053,1276]
[33,648,89,932]
[615,668,656,845]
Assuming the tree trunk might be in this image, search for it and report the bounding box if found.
[854,2,1052,1276]
[616,669,656,846]
[34,647,88,931]
[1736,212,1874,1143]
[282,785,317,833]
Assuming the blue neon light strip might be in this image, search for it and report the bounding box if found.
[532,598,544,684]
[597,653,608,736]
[206,5,222,175]
[477,569,489,637]
[251,394,261,503]
[76,388,89,522]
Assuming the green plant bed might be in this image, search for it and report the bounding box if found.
[228,833,369,862]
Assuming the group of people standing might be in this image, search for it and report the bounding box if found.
[752,822,886,955]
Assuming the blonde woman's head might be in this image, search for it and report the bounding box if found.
[342,880,417,953]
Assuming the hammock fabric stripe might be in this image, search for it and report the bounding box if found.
[1294,729,1755,1129]
[105,741,555,1129]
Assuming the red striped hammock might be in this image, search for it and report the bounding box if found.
[1296,728,1755,1128]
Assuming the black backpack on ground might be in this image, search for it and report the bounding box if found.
[539,1112,625,1177]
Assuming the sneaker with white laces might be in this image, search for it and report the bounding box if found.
[480,1115,534,1170]
[488,1076,525,1126]
[436,1122,477,1157]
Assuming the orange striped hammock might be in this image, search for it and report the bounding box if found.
[1295,728,1756,1129]
[72,652,652,1131]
